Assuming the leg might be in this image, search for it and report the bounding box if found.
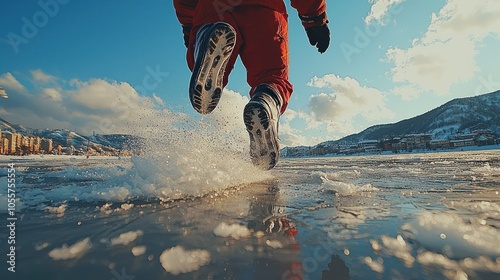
[236,6,293,114]
[236,7,292,169]
[185,9,242,114]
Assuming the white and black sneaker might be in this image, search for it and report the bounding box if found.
[189,22,236,114]
[243,84,283,170]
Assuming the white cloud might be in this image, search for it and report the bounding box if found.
[0,72,26,92]
[387,0,500,96]
[278,109,333,147]
[307,75,394,131]
[391,85,422,101]
[152,93,164,105]
[42,88,62,101]
[278,121,309,147]
[0,72,172,135]
[365,0,406,25]
[31,69,57,84]
[387,38,478,94]
[70,78,157,116]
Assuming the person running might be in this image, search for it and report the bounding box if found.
[173,0,330,169]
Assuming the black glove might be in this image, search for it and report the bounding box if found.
[182,24,192,48]
[305,24,330,53]
[299,12,330,54]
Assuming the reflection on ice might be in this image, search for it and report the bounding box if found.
[417,252,500,280]
[372,235,415,268]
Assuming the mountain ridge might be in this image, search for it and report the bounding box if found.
[283,90,500,156]
[1,90,499,156]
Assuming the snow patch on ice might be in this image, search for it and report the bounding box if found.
[254,231,265,238]
[265,239,283,249]
[472,162,500,177]
[110,230,143,246]
[46,204,67,216]
[320,174,379,195]
[48,238,92,260]
[131,246,146,256]
[159,246,210,275]
[364,256,384,273]
[213,222,251,239]
[100,203,113,215]
[119,203,134,211]
[313,170,361,180]
[402,212,500,258]
[35,242,50,251]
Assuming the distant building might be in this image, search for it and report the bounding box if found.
[1,138,8,154]
[41,138,53,154]
[4,132,21,154]
[33,137,41,153]
[357,140,380,153]
[430,139,450,150]
[380,138,402,152]
[401,134,432,151]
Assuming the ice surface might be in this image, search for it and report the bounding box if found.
[159,246,211,275]
[48,238,92,260]
[3,148,499,279]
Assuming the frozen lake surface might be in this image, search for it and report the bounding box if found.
[1,150,499,279]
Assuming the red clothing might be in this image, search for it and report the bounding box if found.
[173,0,327,113]
[174,0,327,26]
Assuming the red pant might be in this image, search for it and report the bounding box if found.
[186,6,293,113]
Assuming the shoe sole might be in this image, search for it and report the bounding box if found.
[189,23,236,114]
[243,102,280,170]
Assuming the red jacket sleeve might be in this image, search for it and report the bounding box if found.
[290,0,328,27]
[173,0,198,26]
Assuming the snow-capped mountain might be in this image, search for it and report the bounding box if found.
[283,90,500,156]
[0,117,141,153]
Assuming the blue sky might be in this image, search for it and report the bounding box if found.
[1,0,499,147]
